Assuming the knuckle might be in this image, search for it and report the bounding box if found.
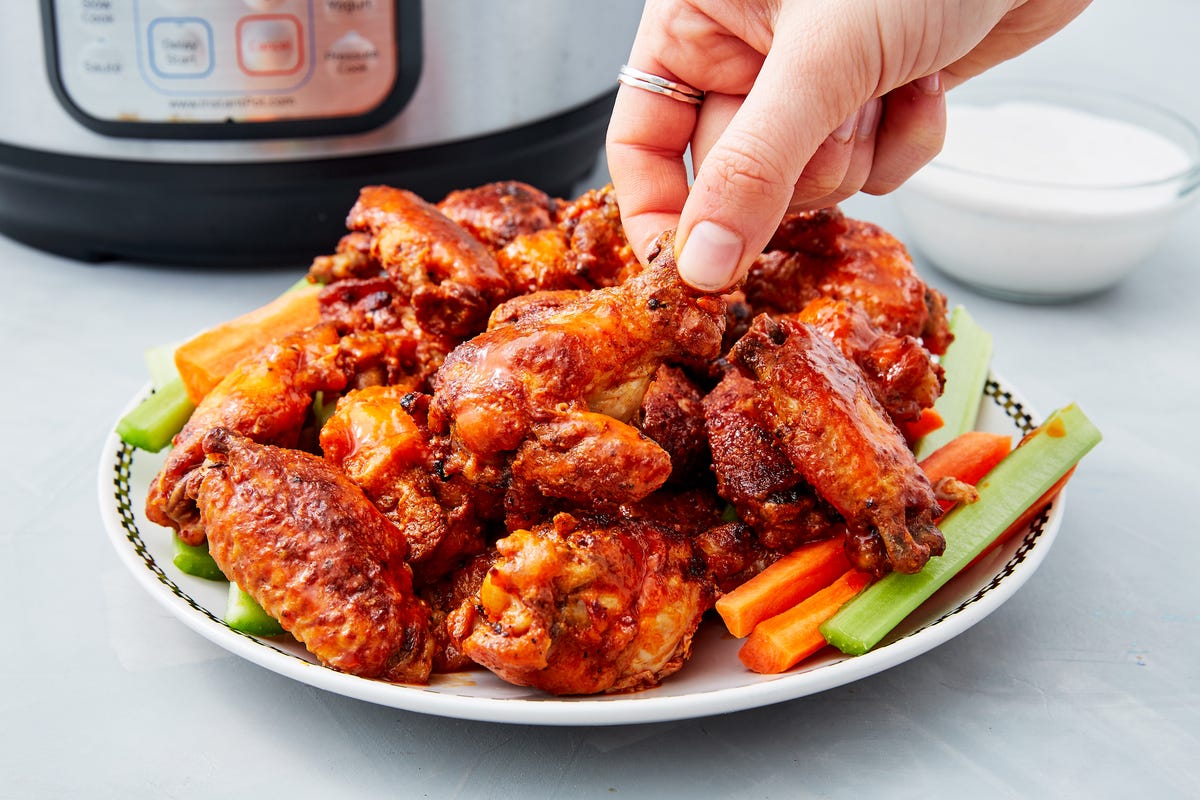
[704,130,796,202]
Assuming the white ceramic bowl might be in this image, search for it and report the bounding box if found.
[893,81,1200,301]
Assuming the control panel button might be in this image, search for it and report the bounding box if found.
[322,0,379,19]
[79,0,117,27]
[324,31,378,77]
[78,40,125,85]
[148,18,213,78]
[237,15,304,75]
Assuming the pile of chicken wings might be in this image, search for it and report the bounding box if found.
[145,181,954,695]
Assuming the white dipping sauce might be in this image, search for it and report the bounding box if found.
[922,101,1192,214]
[895,93,1199,299]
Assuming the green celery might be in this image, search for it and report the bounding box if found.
[915,306,994,460]
[821,403,1101,656]
[172,536,225,581]
[114,377,195,453]
[312,390,338,429]
[143,341,182,390]
[225,583,285,637]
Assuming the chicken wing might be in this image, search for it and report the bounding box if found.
[307,230,380,285]
[421,551,496,673]
[429,230,726,511]
[556,184,642,286]
[449,512,713,695]
[730,315,944,575]
[319,384,500,583]
[187,428,434,684]
[636,364,712,487]
[789,297,944,424]
[746,210,953,354]
[702,366,846,551]
[145,323,347,545]
[347,185,513,339]
[437,180,561,251]
[487,184,641,294]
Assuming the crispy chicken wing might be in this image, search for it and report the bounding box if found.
[421,551,497,673]
[484,183,641,294]
[790,297,944,424]
[145,323,347,545]
[449,512,713,695]
[429,231,726,511]
[320,385,500,583]
[187,428,434,683]
[347,185,513,338]
[747,210,952,354]
[731,315,944,575]
[636,364,712,487]
[437,180,561,251]
[307,230,380,285]
[702,366,846,551]
[556,184,642,286]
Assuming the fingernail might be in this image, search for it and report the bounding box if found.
[677,221,743,291]
[857,98,882,140]
[915,71,942,95]
[831,111,859,144]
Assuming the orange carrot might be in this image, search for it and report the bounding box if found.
[175,283,322,404]
[716,538,850,638]
[738,569,872,674]
[919,430,1013,513]
[901,407,944,447]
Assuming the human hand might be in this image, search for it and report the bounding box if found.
[606,0,1092,292]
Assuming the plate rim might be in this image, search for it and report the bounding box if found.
[97,372,1063,726]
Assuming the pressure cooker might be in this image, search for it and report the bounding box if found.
[0,1,643,265]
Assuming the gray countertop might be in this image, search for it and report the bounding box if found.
[4,2,1198,797]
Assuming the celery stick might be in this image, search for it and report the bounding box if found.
[821,403,1101,656]
[115,377,195,452]
[143,341,182,390]
[312,390,338,429]
[225,583,285,637]
[172,536,225,581]
[915,306,994,460]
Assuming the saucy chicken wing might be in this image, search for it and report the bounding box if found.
[145,323,347,545]
[488,184,640,294]
[347,185,513,338]
[448,512,714,695]
[187,428,435,683]
[703,367,846,551]
[730,315,945,575]
[429,231,726,511]
[746,209,952,354]
[437,180,561,251]
[790,297,944,424]
[320,385,500,583]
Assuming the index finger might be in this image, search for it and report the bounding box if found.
[605,67,699,263]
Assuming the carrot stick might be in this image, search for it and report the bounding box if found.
[919,430,1013,513]
[919,430,1013,483]
[715,538,850,638]
[901,407,944,447]
[175,282,321,404]
[739,569,872,674]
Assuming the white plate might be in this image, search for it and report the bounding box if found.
[98,374,1062,726]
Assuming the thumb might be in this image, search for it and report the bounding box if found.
[675,19,868,292]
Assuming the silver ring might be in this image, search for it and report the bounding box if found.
[617,64,704,106]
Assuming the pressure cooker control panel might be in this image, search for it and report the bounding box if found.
[42,0,421,138]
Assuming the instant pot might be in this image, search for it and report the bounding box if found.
[0,1,642,265]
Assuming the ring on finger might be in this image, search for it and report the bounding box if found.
[617,65,704,106]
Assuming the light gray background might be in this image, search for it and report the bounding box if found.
[3,1,1197,797]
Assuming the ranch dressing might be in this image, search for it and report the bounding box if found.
[920,101,1192,215]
